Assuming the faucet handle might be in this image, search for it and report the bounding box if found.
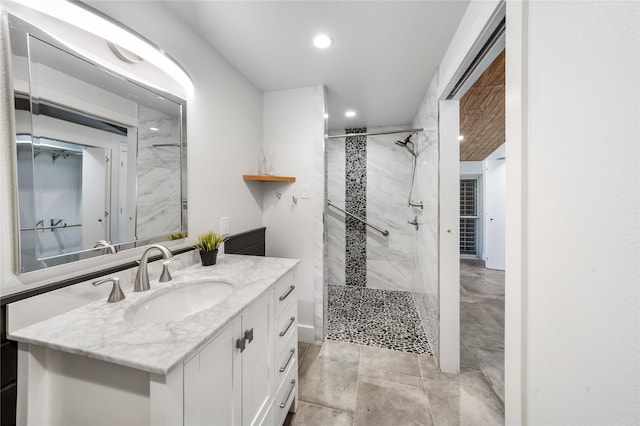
[93,277,125,303]
[159,258,175,283]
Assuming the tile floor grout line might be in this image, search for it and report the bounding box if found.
[295,399,353,415]
[354,345,361,426]
[358,370,424,389]
[417,354,438,426]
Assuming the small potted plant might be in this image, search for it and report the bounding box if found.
[194,231,227,266]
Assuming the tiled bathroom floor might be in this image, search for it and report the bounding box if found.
[326,285,432,355]
[286,340,504,426]
[460,259,505,404]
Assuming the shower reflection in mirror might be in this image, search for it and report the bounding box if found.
[9,13,187,273]
[17,125,125,270]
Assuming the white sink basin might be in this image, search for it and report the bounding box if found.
[125,281,233,325]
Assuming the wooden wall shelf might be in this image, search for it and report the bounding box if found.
[243,174,296,183]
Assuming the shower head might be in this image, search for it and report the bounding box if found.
[395,135,412,147]
[395,135,416,157]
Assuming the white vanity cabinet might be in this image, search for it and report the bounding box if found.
[184,289,274,426]
[12,258,299,426]
[271,269,298,425]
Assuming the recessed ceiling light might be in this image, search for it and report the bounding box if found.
[458,135,464,141]
[345,110,356,118]
[150,127,159,131]
[313,34,333,49]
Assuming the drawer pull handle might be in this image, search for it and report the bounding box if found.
[279,316,295,337]
[279,379,296,408]
[279,348,296,372]
[279,285,295,301]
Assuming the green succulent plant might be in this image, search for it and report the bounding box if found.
[168,231,188,241]
[194,231,228,252]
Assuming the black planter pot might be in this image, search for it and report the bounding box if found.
[199,249,218,266]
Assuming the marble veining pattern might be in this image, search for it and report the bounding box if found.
[344,128,367,287]
[313,86,327,342]
[327,285,432,355]
[136,104,182,239]
[411,74,440,359]
[326,136,346,287]
[365,130,416,291]
[9,255,299,375]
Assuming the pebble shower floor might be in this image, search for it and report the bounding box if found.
[327,285,433,355]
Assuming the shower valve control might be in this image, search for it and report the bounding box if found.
[408,216,419,231]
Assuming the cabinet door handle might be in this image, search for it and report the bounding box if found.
[279,316,295,337]
[236,337,246,352]
[279,348,296,372]
[244,328,254,344]
[279,285,295,301]
[279,379,296,408]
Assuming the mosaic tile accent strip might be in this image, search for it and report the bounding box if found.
[345,127,367,287]
[327,285,433,355]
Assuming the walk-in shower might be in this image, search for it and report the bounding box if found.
[325,127,433,355]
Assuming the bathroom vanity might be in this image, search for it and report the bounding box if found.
[9,255,299,426]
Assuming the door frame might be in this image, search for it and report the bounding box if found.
[437,1,527,423]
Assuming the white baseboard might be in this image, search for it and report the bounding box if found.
[297,324,315,343]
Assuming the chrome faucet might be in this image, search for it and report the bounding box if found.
[134,244,173,292]
[93,240,117,254]
[93,277,125,303]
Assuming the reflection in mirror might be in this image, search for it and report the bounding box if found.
[9,13,188,273]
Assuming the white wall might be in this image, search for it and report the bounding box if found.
[262,86,325,343]
[1,1,265,296]
[511,1,640,423]
[460,161,482,176]
[411,0,503,368]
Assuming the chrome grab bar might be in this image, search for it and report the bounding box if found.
[327,200,390,237]
[20,223,82,232]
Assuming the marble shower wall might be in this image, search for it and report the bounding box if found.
[326,135,346,287]
[326,127,417,293]
[366,129,416,291]
[136,104,182,239]
[411,74,440,359]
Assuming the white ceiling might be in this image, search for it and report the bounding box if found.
[164,1,469,131]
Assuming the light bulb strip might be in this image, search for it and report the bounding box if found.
[19,0,194,95]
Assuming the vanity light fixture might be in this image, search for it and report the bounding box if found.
[345,110,356,118]
[313,34,333,49]
[19,0,194,95]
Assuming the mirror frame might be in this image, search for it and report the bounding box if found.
[7,12,188,274]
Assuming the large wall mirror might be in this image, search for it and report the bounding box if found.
[8,13,188,274]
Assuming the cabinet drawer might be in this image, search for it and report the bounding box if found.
[275,301,297,355]
[274,270,295,317]
[276,331,297,390]
[275,362,297,426]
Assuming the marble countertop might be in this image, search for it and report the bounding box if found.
[9,254,299,375]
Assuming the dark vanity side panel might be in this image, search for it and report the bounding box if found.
[1,305,17,426]
[225,227,266,256]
